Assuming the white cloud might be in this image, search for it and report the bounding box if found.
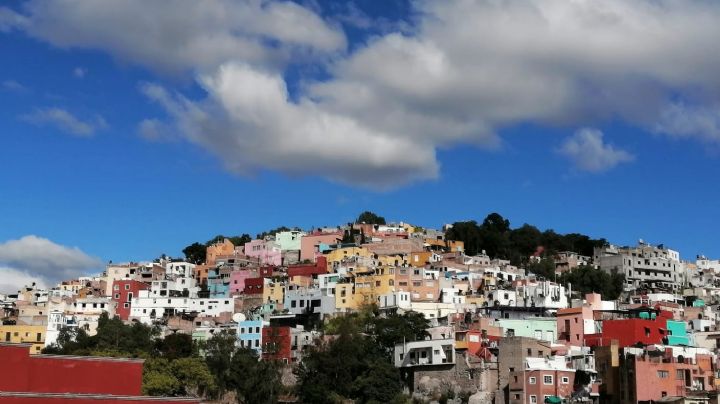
[6,0,720,186]
[4,0,345,74]
[21,107,108,136]
[558,128,634,172]
[137,118,174,142]
[654,103,720,143]
[142,64,438,188]
[0,236,101,294]
[0,267,46,295]
[73,67,87,78]
[0,7,27,32]
[2,80,27,93]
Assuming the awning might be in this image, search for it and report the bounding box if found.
[544,396,562,404]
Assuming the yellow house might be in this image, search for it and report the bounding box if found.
[334,282,359,311]
[324,246,372,268]
[425,238,465,253]
[408,251,433,267]
[0,325,46,354]
[263,282,285,305]
[373,253,409,267]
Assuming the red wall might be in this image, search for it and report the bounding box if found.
[0,394,199,403]
[585,317,667,347]
[0,344,142,396]
[112,280,149,321]
[287,256,328,278]
[243,278,264,295]
[262,326,291,362]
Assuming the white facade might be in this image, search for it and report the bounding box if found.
[394,338,455,367]
[596,243,685,292]
[129,291,235,324]
[165,262,195,278]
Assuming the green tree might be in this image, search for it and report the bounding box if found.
[156,332,195,360]
[351,359,405,404]
[257,226,294,240]
[172,357,216,398]
[203,330,237,395]
[445,220,483,256]
[182,242,206,264]
[143,358,181,396]
[296,307,413,403]
[526,258,557,280]
[227,348,281,404]
[372,312,430,356]
[356,211,386,225]
[560,265,624,300]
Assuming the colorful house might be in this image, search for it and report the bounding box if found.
[111,280,149,321]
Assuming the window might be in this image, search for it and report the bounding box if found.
[123,303,130,308]
[529,377,536,384]
[561,376,569,384]
[657,370,669,378]
[125,284,130,290]
[240,327,245,333]
[543,375,553,385]
[113,285,119,291]
[529,396,537,404]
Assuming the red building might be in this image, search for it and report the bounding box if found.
[262,326,291,363]
[111,280,149,321]
[585,310,673,348]
[0,343,198,403]
[621,348,716,402]
[287,256,328,278]
[509,367,576,404]
[243,277,264,295]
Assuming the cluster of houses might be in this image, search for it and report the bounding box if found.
[2,221,720,403]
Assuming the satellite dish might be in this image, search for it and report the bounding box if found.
[232,313,246,323]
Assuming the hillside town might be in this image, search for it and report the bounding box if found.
[2,212,720,404]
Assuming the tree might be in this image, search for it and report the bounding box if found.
[257,226,293,240]
[182,242,206,264]
[356,211,386,225]
[156,332,195,360]
[296,307,414,403]
[227,348,281,404]
[205,234,252,247]
[228,234,252,247]
[560,265,625,300]
[527,258,557,280]
[372,312,430,356]
[172,357,216,398]
[203,330,237,395]
[445,221,483,256]
[143,358,181,396]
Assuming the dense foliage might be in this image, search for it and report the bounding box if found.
[42,314,281,402]
[445,213,606,265]
[356,211,387,225]
[296,307,427,403]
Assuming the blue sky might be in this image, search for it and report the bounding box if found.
[1,0,719,290]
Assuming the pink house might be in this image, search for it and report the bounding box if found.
[556,293,605,346]
[244,240,282,266]
[300,232,342,262]
[229,270,255,295]
[556,306,594,346]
